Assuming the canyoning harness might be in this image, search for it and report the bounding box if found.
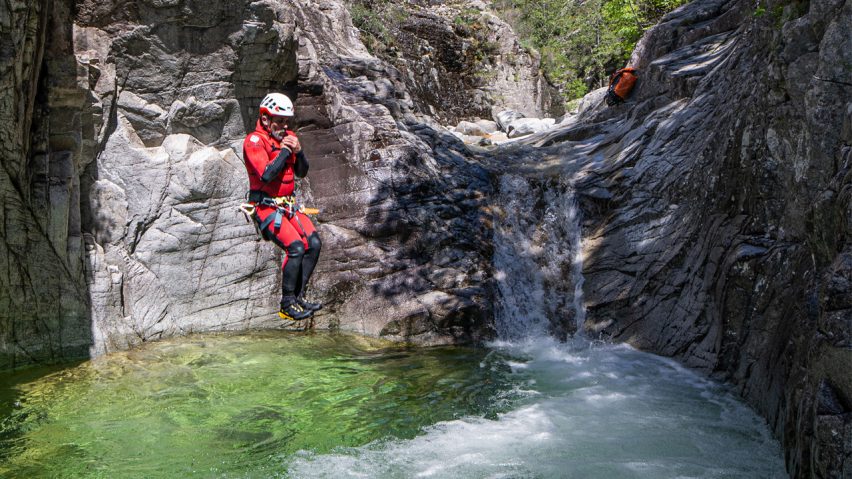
[238,191,319,241]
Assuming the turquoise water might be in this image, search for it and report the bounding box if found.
[0,332,786,478]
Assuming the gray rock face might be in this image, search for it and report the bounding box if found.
[1,0,499,365]
[474,1,850,476]
[0,0,92,368]
[518,1,850,477]
[357,2,564,124]
[575,87,607,117]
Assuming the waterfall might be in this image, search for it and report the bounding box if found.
[566,191,587,333]
[492,175,587,340]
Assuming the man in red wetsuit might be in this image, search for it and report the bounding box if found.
[243,93,322,321]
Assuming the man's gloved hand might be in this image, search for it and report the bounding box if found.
[281,135,301,154]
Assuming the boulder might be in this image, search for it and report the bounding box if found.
[487,131,509,144]
[455,119,499,136]
[576,87,607,117]
[451,130,484,144]
[506,117,556,138]
[494,109,525,132]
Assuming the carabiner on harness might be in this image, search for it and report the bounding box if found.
[256,196,298,235]
[241,192,320,242]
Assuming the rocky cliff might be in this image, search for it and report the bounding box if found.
[0,0,92,368]
[345,0,564,123]
[1,0,562,366]
[502,0,850,476]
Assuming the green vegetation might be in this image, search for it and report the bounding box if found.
[454,7,484,27]
[452,9,502,73]
[348,1,408,53]
[493,0,690,99]
[346,0,690,101]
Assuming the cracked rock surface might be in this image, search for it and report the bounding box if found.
[2,0,558,364]
[494,1,851,476]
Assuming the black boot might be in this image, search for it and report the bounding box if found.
[279,297,312,321]
[281,240,305,298]
[297,296,322,312]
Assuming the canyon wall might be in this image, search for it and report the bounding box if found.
[521,0,850,475]
[0,0,562,366]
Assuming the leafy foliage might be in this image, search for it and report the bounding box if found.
[348,1,409,53]
[493,0,690,100]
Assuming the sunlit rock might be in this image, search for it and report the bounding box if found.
[506,118,556,138]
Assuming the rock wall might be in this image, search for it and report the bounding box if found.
[520,0,850,476]
[0,0,92,369]
[3,0,559,365]
[351,0,564,124]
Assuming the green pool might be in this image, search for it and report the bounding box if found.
[0,332,786,478]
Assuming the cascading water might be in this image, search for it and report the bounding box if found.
[493,174,586,339]
[566,191,587,334]
[492,175,549,338]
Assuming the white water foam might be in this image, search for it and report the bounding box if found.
[565,194,587,333]
[285,339,786,478]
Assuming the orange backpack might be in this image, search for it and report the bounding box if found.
[605,67,637,106]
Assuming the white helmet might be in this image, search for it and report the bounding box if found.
[259,93,294,117]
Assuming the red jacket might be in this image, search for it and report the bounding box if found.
[243,120,297,198]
